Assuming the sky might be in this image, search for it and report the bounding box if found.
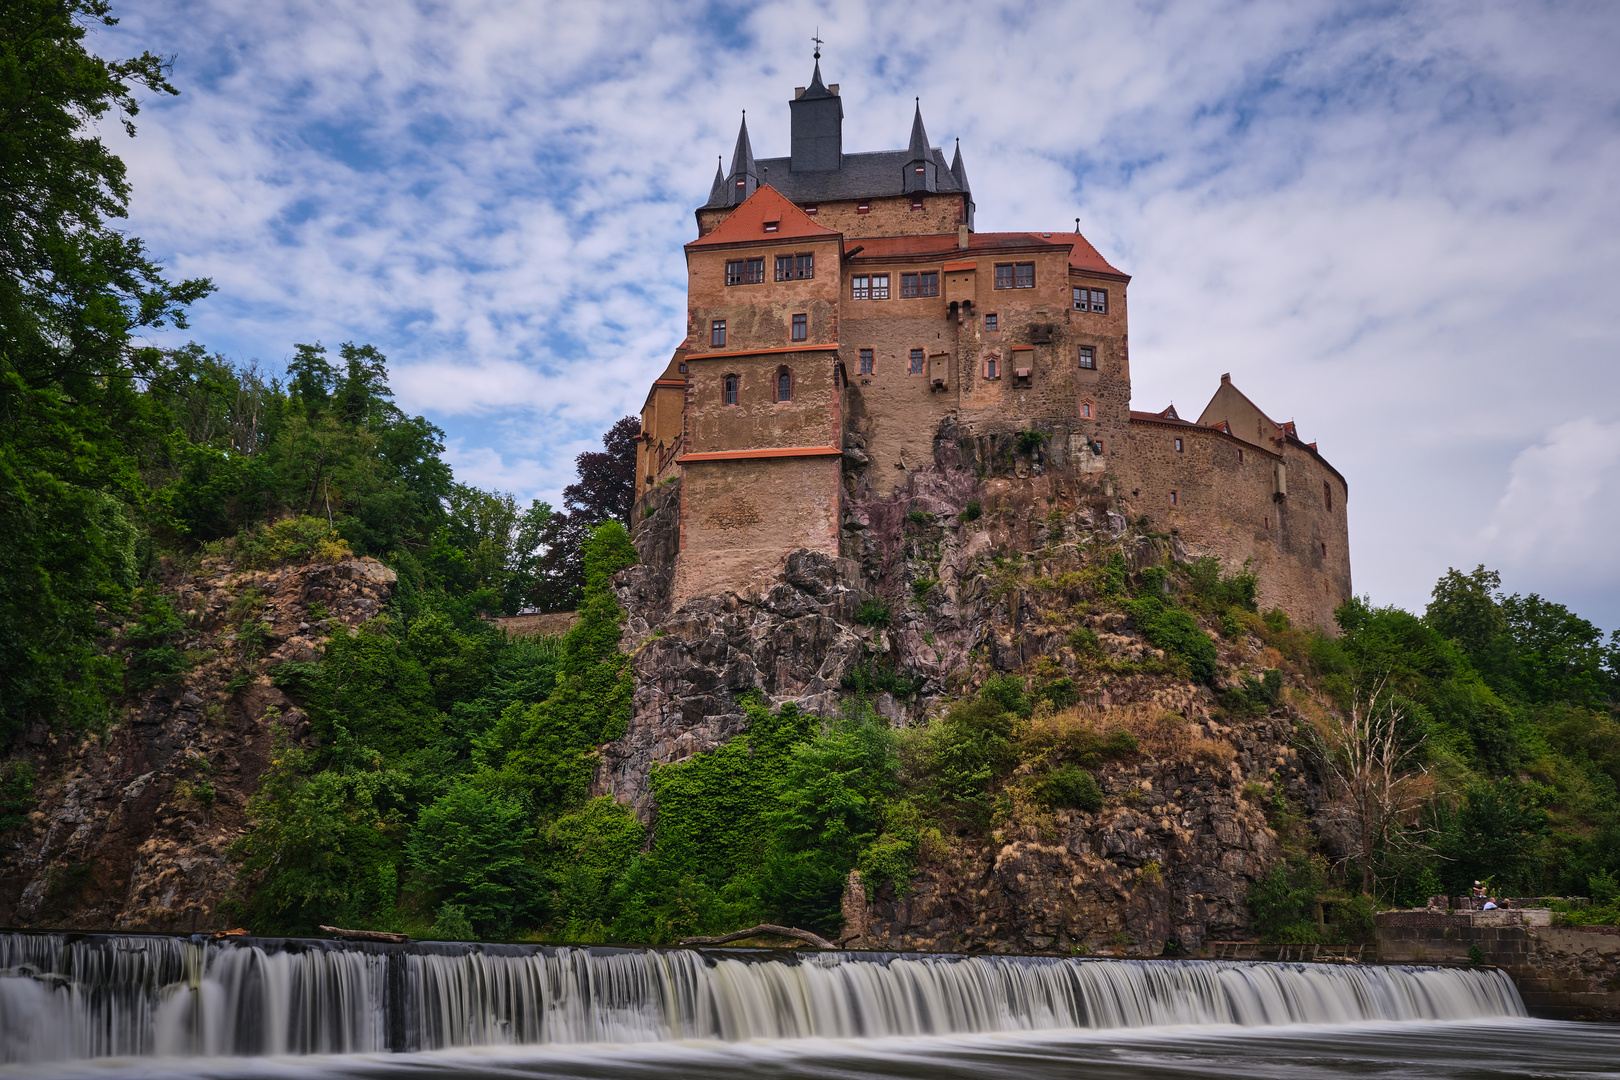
[97,1,1620,631]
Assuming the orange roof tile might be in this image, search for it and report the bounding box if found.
[844,231,1127,278]
[686,185,839,249]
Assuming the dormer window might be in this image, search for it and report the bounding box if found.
[857,201,871,214]
[915,165,925,175]
[803,203,818,216]
[764,221,779,233]
[911,197,924,211]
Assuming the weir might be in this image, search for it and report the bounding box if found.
[0,931,1524,1065]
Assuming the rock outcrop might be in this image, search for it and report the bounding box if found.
[0,556,396,931]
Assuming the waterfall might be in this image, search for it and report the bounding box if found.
[0,932,1525,1064]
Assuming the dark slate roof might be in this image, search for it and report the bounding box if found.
[702,146,964,209]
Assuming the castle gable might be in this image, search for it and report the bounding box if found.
[685,184,838,250]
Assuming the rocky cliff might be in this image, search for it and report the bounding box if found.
[0,556,396,931]
[606,432,1323,954]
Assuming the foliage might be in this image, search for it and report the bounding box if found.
[1126,594,1218,683]
[840,657,923,698]
[1224,669,1282,716]
[0,760,37,833]
[1015,429,1046,455]
[1037,765,1103,812]
[407,780,534,936]
[853,598,892,627]
[959,500,982,522]
[1248,857,1325,944]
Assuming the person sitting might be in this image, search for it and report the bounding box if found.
[1482,897,1498,910]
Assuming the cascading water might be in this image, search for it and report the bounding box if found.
[0,931,1525,1065]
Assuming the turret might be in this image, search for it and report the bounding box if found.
[724,114,758,205]
[902,100,937,194]
[789,59,843,172]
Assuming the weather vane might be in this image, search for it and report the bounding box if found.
[812,29,823,60]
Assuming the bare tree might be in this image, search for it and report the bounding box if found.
[1309,678,1429,896]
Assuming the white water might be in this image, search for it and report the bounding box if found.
[0,932,1525,1064]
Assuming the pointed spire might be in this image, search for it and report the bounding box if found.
[726,112,758,205]
[907,98,931,160]
[801,58,832,99]
[708,155,726,205]
[950,137,970,192]
[903,98,937,194]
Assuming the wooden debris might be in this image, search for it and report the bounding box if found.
[679,923,836,949]
[318,925,409,944]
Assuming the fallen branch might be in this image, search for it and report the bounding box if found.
[679,923,836,949]
[319,925,409,944]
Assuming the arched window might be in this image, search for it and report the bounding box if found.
[776,366,793,402]
[723,374,739,406]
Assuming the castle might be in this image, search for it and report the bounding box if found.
[635,60,1351,630]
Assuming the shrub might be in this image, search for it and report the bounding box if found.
[841,658,924,698]
[959,500,983,522]
[1069,626,1102,657]
[123,588,188,692]
[854,598,891,627]
[429,902,476,942]
[1263,608,1292,634]
[1591,868,1620,905]
[1248,857,1324,943]
[906,509,934,527]
[1224,669,1283,715]
[0,761,37,833]
[233,515,354,569]
[911,577,940,598]
[1127,596,1219,684]
[407,781,535,936]
[1189,737,1237,769]
[1015,429,1046,454]
[1037,765,1103,812]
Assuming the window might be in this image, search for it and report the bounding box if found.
[856,201,871,214]
[776,253,814,281]
[678,362,687,373]
[792,313,807,341]
[776,367,793,402]
[710,320,726,348]
[723,374,739,405]
[985,313,998,332]
[1324,481,1333,511]
[1321,541,1328,557]
[1078,346,1096,370]
[851,273,889,300]
[1073,287,1108,313]
[985,354,998,379]
[909,348,924,375]
[901,271,938,299]
[1094,439,1105,454]
[1170,491,1179,506]
[725,258,764,285]
[803,203,818,216]
[995,262,1035,289]
[858,348,874,375]
[1175,438,1184,453]
[763,221,779,233]
[1081,402,1091,419]
[1237,449,1244,464]
[910,197,924,212]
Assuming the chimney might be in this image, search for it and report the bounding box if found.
[958,224,969,250]
[1220,372,1231,384]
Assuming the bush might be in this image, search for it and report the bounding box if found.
[0,761,37,833]
[959,500,982,523]
[233,515,354,569]
[1127,596,1219,684]
[407,781,535,936]
[1224,669,1282,715]
[1069,626,1102,658]
[123,588,188,692]
[854,598,891,627]
[1015,429,1046,455]
[841,658,924,698]
[1037,765,1103,812]
[429,902,476,942]
[1248,857,1324,943]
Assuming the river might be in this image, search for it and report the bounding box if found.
[2,932,1613,1079]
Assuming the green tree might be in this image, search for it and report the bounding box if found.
[407,780,534,937]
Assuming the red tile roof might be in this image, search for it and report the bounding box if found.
[686,185,838,249]
[843,231,1127,278]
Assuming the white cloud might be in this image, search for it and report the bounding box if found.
[1482,417,1620,593]
[93,0,1620,626]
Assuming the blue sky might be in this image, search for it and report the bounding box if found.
[100,1,1620,630]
